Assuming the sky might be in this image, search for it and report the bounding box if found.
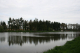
[0,0,80,24]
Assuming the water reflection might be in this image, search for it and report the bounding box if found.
[8,34,79,46]
[0,32,80,53]
[0,37,5,42]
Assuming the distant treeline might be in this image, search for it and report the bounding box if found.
[0,17,80,32]
[8,17,60,31]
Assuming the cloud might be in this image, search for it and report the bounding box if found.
[0,0,80,24]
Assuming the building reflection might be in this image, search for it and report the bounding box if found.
[8,34,80,46]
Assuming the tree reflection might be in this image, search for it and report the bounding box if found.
[0,37,5,42]
[8,34,80,46]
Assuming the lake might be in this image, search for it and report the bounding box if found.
[0,32,80,53]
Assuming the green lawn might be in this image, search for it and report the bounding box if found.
[43,36,80,53]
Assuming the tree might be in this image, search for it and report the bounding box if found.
[0,26,4,31]
[23,20,28,30]
[8,17,12,30]
[0,21,7,31]
[60,23,67,31]
[53,22,60,31]
[29,19,33,30]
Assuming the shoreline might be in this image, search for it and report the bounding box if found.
[0,30,80,32]
[43,36,80,53]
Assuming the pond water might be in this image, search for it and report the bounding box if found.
[0,32,80,53]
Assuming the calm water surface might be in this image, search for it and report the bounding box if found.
[0,32,80,53]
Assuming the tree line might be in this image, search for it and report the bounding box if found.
[0,17,80,32]
[29,18,61,31]
[8,17,61,31]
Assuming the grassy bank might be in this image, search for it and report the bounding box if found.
[43,36,80,53]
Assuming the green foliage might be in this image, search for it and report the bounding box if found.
[29,19,60,31]
[43,36,80,53]
[0,21,7,31]
[2,17,80,32]
[8,17,28,30]
[0,26,4,31]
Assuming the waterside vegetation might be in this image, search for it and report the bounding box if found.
[43,36,80,53]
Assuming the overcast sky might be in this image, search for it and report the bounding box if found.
[0,0,80,24]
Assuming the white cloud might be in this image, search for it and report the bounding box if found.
[0,0,80,24]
